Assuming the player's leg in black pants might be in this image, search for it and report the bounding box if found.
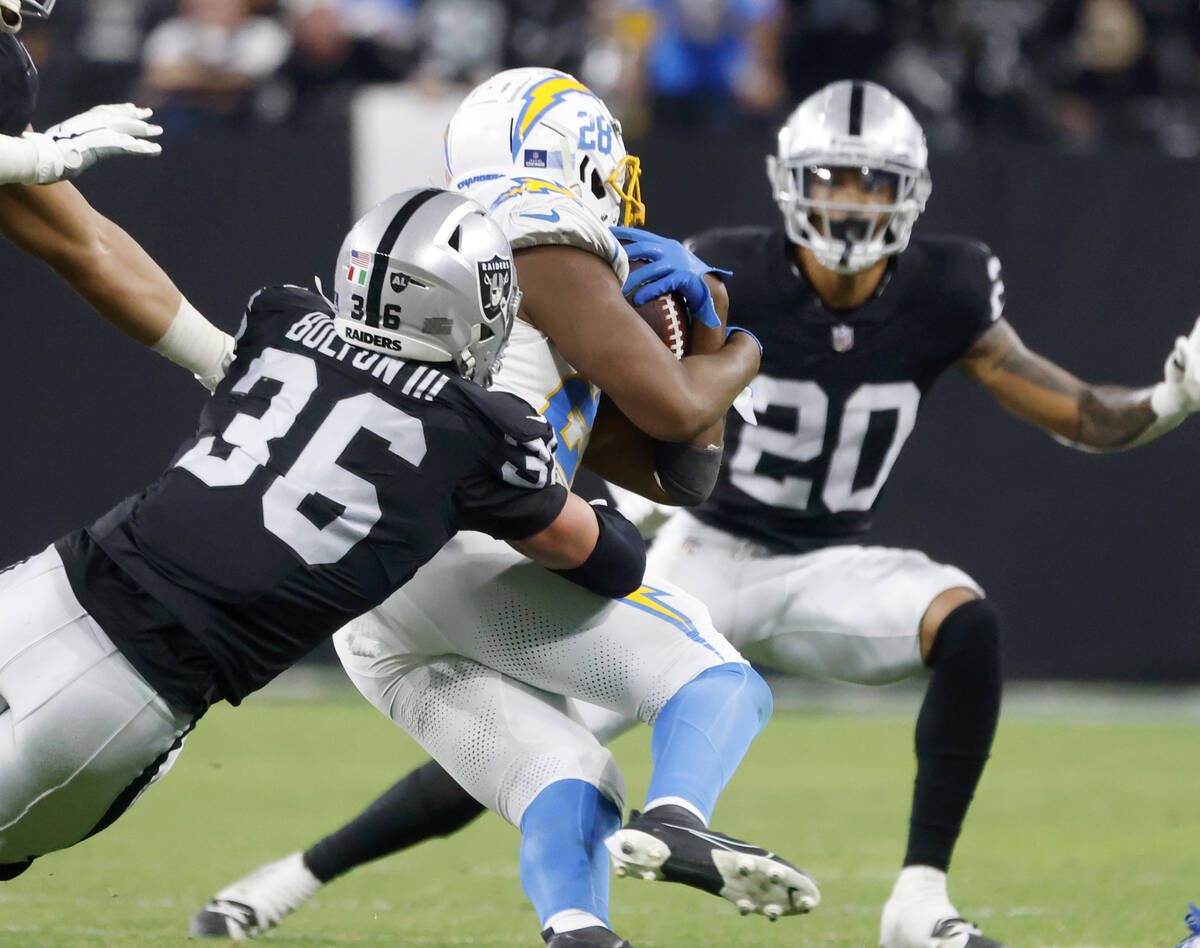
[880,595,1006,948]
[905,596,1003,872]
[304,758,485,882]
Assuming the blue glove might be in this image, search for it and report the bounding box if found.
[612,225,730,329]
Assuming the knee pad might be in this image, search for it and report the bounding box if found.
[927,597,1002,669]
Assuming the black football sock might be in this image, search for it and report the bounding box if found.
[303,758,485,883]
[0,858,32,881]
[904,598,1002,872]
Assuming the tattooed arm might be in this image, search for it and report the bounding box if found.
[957,318,1198,451]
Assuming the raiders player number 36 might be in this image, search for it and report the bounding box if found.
[0,188,647,881]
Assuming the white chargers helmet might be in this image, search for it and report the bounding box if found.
[332,187,521,385]
[0,0,54,34]
[444,67,645,227]
[767,79,931,274]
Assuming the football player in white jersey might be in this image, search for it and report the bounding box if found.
[0,0,233,389]
[190,69,817,948]
[189,78,1200,948]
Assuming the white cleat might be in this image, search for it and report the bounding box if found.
[189,852,323,940]
[879,867,1004,948]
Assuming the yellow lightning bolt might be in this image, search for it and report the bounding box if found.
[512,76,596,158]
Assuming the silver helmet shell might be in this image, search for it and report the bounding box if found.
[767,80,931,274]
[332,187,521,385]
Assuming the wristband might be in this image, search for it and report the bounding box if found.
[725,325,763,356]
[151,297,235,393]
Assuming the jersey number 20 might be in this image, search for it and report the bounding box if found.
[728,376,919,513]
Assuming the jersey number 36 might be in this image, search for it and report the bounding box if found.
[176,348,427,565]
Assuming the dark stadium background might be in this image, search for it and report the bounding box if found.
[1,124,1196,683]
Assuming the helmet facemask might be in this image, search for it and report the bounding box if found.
[769,157,930,274]
[1,0,56,34]
[767,80,932,275]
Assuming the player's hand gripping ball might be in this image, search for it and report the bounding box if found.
[625,257,691,359]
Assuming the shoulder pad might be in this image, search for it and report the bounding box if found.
[452,383,561,488]
[487,179,628,284]
[459,383,555,443]
[919,234,1006,326]
[0,35,37,136]
[244,284,330,320]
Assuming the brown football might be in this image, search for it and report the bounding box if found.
[626,259,691,359]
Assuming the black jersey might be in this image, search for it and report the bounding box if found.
[690,228,1003,553]
[56,286,568,711]
[0,34,37,135]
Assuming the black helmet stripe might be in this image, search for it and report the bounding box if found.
[848,81,864,136]
[365,187,441,327]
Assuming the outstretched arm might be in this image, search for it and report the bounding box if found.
[0,178,232,388]
[957,317,1199,450]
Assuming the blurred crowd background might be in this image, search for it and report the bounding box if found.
[18,0,1200,154]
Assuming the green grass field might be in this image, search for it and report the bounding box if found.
[1,682,1196,948]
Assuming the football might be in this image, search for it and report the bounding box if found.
[627,260,690,359]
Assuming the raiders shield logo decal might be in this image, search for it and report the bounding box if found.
[390,271,411,293]
[477,255,513,321]
[831,323,854,352]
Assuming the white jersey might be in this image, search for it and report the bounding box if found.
[336,173,745,827]
[454,171,629,485]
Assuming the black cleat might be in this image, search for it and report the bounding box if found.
[930,917,1006,947]
[0,858,32,881]
[541,925,634,947]
[604,806,820,920]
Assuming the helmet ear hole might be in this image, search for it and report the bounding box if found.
[589,169,606,201]
[448,225,462,251]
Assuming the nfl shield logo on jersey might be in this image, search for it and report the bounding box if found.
[831,323,854,352]
[477,256,513,321]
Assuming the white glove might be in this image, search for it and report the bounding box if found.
[1151,315,1200,419]
[21,103,162,184]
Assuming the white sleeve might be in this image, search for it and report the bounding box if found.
[492,191,629,285]
[0,132,39,185]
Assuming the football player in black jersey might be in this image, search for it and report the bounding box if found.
[182,80,1200,948]
[0,188,649,887]
[647,79,1198,948]
[0,0,232,388]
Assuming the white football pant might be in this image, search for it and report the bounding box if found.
[565,509,987,745]
[0,547,194,865]
[648,510,984,683]
[335,530,745,826]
